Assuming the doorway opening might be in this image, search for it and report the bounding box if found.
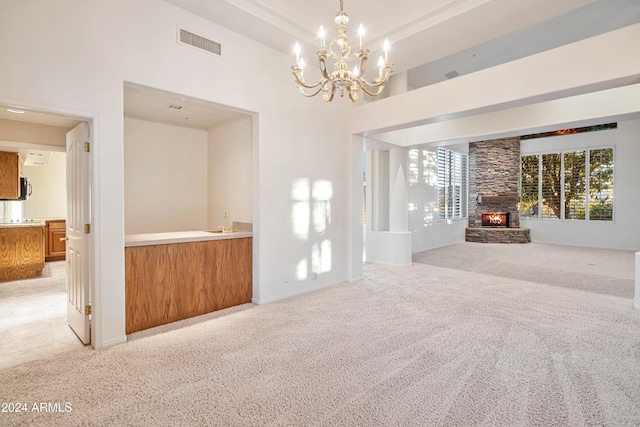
[0,105,92,368]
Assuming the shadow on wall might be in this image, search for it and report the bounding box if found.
[291,178,333,281]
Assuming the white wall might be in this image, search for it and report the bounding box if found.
[350,24,640,137]
[207,116,252,229]
[0,0,350,347]
[23,152,66,219]
[521,118,640,251]
[124,117,208,234]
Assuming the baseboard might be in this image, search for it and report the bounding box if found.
[366,260,413,268]
[348,276,364,283]
[100,336,127,349]
[252,280,345,305]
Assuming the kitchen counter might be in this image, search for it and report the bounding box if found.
[0,221,45,228]
[125,230,252,247]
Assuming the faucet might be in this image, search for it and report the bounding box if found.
[219,211,233,233]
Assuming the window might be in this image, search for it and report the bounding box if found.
[541,153,561,219]
[438,148,467,221]
[589,148,614,221]
[520,155,539,218]
[564,151,586,220]
[520,148,613,221]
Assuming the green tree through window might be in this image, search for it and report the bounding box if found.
[589,148,614,220]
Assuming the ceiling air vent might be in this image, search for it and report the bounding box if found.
[444,70,460,79]
[178,28,221,57]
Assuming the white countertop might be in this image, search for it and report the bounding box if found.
[0,221,45,228]
[125,230,253,247]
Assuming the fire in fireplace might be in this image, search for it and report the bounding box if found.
[481,213,510,227]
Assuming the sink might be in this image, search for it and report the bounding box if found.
[206,229,235,234]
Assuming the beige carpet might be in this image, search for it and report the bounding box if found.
[1,244,639,426]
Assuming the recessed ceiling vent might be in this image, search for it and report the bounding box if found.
[178,28,221,57]
[444,70,460,79]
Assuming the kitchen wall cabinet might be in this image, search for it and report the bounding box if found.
[0,225,45,281]
[45,220,66,261]
[0,151,21,199]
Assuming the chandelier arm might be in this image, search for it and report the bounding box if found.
[292,70,326,90]
[360,84,386,97]
[348,86,358,102]
[318,55,331,80]
[323,82,336,102]
[359,68,393,89]
[298,85,325,97]
[357,52,368,76]
[351,78,386,97]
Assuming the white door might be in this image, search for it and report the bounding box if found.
[66,122,91,345]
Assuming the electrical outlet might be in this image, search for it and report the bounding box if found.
[312,272,318,280]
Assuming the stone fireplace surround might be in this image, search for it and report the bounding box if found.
[466,138,530,244]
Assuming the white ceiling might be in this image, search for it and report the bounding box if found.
[3,0,639,141]
[0,107,81,128]
[123,83,251,130]
[162,0,600,74]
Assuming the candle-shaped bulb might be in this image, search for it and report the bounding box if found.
[358,24,364,49]
[353,65,360,77]
[378,56,384,78]
[383,39,390,62]
[294,43,301,64]
[319,25,326,49]
[299,57,305,77]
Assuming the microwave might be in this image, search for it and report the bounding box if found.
[18,177,32,200]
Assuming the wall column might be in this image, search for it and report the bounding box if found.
[389,148,408,232]
[365,146,412,266]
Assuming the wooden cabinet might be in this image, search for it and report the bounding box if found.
[0,226,45,281]
[45,220,66,261]
[125,237,252,334]
[0,151,21,199]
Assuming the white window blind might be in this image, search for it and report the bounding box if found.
[438,148,468,221]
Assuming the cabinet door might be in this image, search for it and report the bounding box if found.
[0,151,20,199]
[46,221,66,261]
[50,230,66,256]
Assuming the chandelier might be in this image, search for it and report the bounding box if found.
[291,0,393,102]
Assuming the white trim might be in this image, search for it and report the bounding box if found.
[367,260,413,268]
[251,280,346,305]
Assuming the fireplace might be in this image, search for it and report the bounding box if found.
[481,213,510,227]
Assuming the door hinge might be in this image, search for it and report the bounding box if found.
[84,224,91,234]
[85,305,91,315]
[84,142,90,152]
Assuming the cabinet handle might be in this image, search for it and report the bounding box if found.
[61,237,68,241]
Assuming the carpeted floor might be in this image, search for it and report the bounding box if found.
[1,243,639,426]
